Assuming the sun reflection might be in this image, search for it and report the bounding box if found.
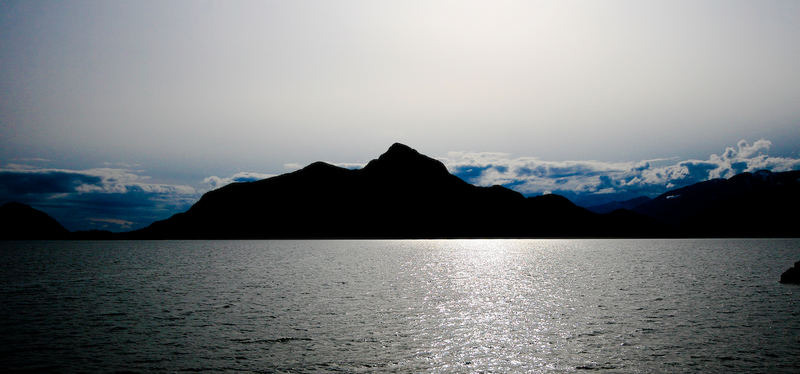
[412,239,568,371]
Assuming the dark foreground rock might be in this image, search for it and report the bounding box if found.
[779,261,800,284]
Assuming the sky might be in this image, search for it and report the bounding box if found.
[1,0,799,231]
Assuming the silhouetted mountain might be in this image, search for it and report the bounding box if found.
[585,196,652,214]
[0,202,69,239]
[8,145,794,239]
[130,144,799,239]
[133,143,664,239]
[633,170,800,237]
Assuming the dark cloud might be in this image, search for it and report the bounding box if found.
[515,166,547,178]
[673,161,719,186]
[730,161,748,175]
[35,190,196,232]
[0,167,198,231]
[450,165,493,183]
[596,175,616,190]
[0,171,101,195]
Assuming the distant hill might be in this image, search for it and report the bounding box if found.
[632,170,800,237]
[133,143,663,239]
[0,202,69,239]
[586,196,652,214]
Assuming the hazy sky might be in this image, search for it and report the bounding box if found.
[1,0,799,230]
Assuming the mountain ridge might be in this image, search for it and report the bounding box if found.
[3,144,798,239]
[586,196,652,214]
[632,169,800,236]
[132,143,650,239]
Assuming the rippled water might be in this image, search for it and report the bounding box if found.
[1,239,799,373]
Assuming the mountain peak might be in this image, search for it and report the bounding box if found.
[301,161,341,172]
[365,143,450,177]
[383,142,416,156]
[378,143,423,163]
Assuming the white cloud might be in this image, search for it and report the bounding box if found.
[282,162,364,172]
[203,171,276,190]
[441,139,800,200]
[332,162,366,170]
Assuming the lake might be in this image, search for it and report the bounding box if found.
[1,239,799,373]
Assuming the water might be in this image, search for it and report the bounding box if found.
[1,239,799,373]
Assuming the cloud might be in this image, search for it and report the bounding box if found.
[0,166,196,195]
[332,162,366,170]
[0,166,198,231]
[4,139,797,229]
[441,139,800,206]
[203,171,277,190]
[88,218,134,230]
[283,162,365,172]
[0,171,102,195]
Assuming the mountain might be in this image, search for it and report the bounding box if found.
[5,145,796,239]
[133,143,660,239]
[585,196,652,214]
[633,170,800,237]
[0,202,70,239]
